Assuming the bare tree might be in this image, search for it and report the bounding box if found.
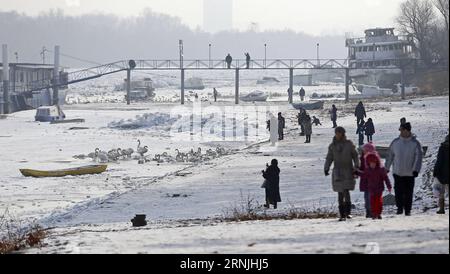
[434,0,449,32]
[397,0,437,66]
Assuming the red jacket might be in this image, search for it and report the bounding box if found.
[360,167,392,195]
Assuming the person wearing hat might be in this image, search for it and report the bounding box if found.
[262,159,282,209]
[385,122,423,216]
[360,152,392,220]
[325,127,360,221]
[433,134,449,214]
[357,142,377,218]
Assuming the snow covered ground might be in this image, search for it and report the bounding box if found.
[1,93,448,254]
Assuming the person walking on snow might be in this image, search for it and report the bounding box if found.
[433,135,449,214]
[359,152,392,220]
[364,118,375,143]
[355,101,367,127]
[358,142,377,218]
[299,87,306,101]
[304,115,313,143]
[330,105,338,128]
[356,119,365,146]
[213,88,218,102]
[278,112,286,141]
[262,159,282,209]
[385,122,423,216]
[325,127,360,221]
[312,116,322,126]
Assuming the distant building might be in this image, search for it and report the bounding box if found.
[0,63,67,113]
[203,0,233,33]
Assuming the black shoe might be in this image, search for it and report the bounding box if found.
[339,217,347,222]
[405,212,411,216]
[377,216,382,220]
[263,204,269,208]
[396,209,403,215]
[437,209,445,214]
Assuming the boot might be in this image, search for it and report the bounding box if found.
[346,202,353,219]
[365,210,372,218]
[437,198,445,214]
[338,205,346,221]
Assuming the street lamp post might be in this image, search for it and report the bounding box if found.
[316,43,320,67]
[264,43,267,68]
[209,43,212,68]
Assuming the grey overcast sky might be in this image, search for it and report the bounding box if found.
[0,0,405,36]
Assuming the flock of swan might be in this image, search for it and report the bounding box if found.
[73,140,232,165]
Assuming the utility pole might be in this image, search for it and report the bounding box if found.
[40,46,47,64]
[52,45,60,106]
[179,40,185,105]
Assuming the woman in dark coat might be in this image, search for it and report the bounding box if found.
[433,135,449,214]
[262,159,282,209]
[364,118,375,143]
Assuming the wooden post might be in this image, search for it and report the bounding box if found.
[289,68,294,104]
[126,69,131,105]
[235,68,239,104]
[181,69,185,105]
[345,68,350,103]
[2,44,9,114]
[52,45,60,106]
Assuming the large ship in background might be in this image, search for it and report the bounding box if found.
[346,28,417,90]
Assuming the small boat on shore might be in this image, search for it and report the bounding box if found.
[20,165,107,178]
[292,101,324,110]
[240,90,268,102]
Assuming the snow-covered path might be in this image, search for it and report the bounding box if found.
[1,96,448,253]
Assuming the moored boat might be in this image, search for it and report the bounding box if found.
[20,164,107,178]
[292,101,324,110]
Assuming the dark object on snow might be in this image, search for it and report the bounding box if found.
[262,159,282,208]
[131,214,147,227]
[383,193,396,206]
[292,101,324,110]
[433,135,449,185]
[355,101,367,125]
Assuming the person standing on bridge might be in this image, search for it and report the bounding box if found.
[299,87,306,101]
[225,54,233,69]
[245,53,251,69]
[355,101,367,127]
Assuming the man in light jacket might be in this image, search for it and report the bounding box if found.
[385,122,422,216]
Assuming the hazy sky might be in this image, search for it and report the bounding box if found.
[0,0,406,36]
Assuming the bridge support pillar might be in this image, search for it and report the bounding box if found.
[181,69,185,105]
[126,69,131,105]
[289,68,294,104]
[345,68,350,103]
[235,68,239,104]
[2,44,9,114]
[52,45,60,106]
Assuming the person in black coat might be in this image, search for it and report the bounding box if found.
[433,135,449,214]
[355,101,367,126]
[330,105,338,128]
[364,118,375,142]
[245,53,251,69]
[278,112,286,140]
[225,54,233,69]
[262,159,282,209]
[356,120,365,146]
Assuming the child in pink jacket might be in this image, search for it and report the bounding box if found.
[361,152,392,219]
[359,142,376,218]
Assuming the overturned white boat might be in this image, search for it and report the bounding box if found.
[184,77,205,90]
[350,83,419,99]
[256,77,280,85]
[240,90,268,102]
